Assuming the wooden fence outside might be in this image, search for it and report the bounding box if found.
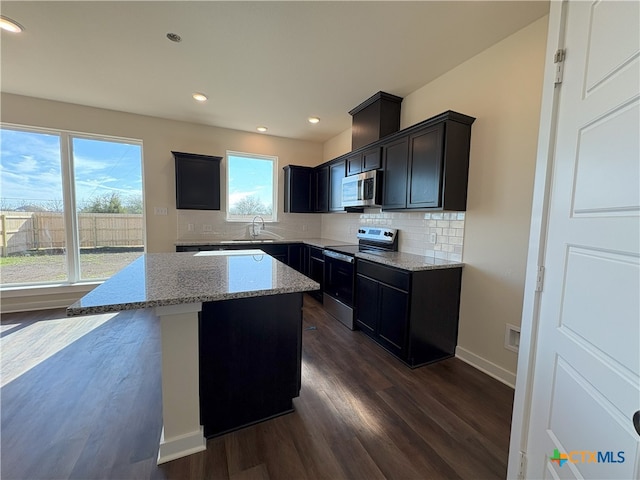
[0,211,144,256]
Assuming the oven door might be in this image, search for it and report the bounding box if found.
[323,250,355,307]
[323,250,356,329]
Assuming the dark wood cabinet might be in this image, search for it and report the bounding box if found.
[313,165,329,213]
[173,151,222,210]
[407,123,444,208]
[349,91,403,150]
[199,293,303,437]
[355,259,462,367]
[381,136,409,209]
[329,160,346,212]
[287,243,306,273]
[283,165,313,213]
[381,111,474,211]
[346,146,381,176]
[307,246,324,303]
[176,243,287,264]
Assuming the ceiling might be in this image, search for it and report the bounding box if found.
[1,1,549,143]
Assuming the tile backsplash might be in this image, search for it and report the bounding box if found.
[177,209,464,262]
[176,210,322,242]
[321,210,465,262]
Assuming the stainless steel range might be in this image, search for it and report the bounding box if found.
[322,227,398,329]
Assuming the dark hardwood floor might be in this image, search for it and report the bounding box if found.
[1,295,514,480]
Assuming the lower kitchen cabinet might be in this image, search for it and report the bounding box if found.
[176,243,288,264]
[287,243,306,273]
[307,246,324,303]
[199,293,303,437]
[355,259,462,367]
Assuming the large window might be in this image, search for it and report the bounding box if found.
[0,125,144,287]
[226,151,277,222]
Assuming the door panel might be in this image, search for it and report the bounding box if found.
[377,283,408,356]
[356,274,378,333]
[526,1,640,478]
[382,137,409,209]
[407,124,444,208]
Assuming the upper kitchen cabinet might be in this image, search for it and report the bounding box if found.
[329,159,346,212]
[381,136,409,210]
[346,146,382,176]
[381,111,475,211]
[173,151,222,210]
[349,92,403,150]
[283,165,313,213]
[313,165,329,213]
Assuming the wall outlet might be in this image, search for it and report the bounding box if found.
[429,232,437,244]
[202,224,213,232]
[302,224,308,232]
[154,207,168,216]
[505,324,521,353]
[187,223,194,232]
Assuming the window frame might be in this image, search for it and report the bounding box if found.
[225,150,278,223]
[0,123,146,287]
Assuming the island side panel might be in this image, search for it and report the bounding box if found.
[199,293,303,438]
[155,303,206,464]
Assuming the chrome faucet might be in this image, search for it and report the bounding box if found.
[251,216,265,239]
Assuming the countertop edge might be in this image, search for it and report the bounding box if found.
[355,252,464,272]
[66,282,320,316]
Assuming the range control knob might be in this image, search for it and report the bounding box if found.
[358,229,366,234]
[384,231,394,237]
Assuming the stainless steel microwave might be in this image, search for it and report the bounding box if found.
[341,170,382,208]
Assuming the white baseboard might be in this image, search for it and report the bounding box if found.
[157,426,207,465]
[1,283,98,313]
[455,346,516,389]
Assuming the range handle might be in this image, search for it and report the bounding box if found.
[322,250,355,264]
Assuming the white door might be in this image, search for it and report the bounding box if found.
[525,0,640,478]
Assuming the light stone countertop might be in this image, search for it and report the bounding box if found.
[356,251,464,272]
[67,250,320,316]
[174,238,355,248]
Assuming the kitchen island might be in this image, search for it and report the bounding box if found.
[67,250,319,464]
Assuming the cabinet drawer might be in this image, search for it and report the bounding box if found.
[357,260,409,291]
[309,246,325,260]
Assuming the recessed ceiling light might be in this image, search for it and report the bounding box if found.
[166,32,181,43]
[192,93,208,102]
[308,117,320,124]
[257,126,268,133]
[0,16,24,33]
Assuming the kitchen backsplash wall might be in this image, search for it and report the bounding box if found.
[176,210,322,242]
[321,210,465,262]
[176,209,464,262]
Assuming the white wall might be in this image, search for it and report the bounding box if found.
[0,94,323,311]
[0,94,324,254]
[321,16,549,384]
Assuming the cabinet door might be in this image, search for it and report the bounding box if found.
[407,124,444,208]
[308,247,324,302]
[382,136,409,209]
[174,153,221,210]
[284,166,313,213]
[346,153,362,176]
[329,160,346,212]
[355,274,379,334]
[314,165,329,213]
[377,283,409,357]
[362,147,381,172]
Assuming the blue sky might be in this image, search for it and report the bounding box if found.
[0,128,142,210]
[227,154,274,209]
